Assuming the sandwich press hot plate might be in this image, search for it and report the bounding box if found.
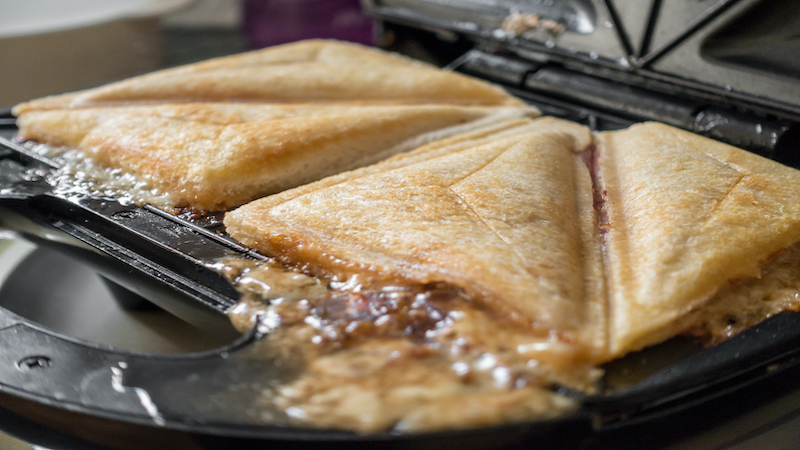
[2,0,800,448]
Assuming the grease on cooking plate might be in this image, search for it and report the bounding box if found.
[221,257,590,432]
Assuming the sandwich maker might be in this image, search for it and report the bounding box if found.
[1,0,800,448]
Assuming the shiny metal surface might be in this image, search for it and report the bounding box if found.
[367,0,800,118]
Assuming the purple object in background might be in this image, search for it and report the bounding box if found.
[243,0,374,48]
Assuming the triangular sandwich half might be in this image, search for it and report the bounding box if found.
[16,103,536,210]
[13,40,524,114]
[224,117,608,358]
[597,122,800,357]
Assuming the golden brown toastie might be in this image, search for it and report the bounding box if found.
[224,116,603,431]
[226,120,800,363]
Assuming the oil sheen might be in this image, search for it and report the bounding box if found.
[219,257,594,433]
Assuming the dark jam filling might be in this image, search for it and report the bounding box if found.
[580,143,609,230]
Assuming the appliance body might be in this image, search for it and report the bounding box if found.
[1,0,800,448]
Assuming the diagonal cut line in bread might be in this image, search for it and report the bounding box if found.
[16,104,537,210]
[12,40,525,114]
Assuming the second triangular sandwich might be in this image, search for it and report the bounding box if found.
[597,122,800,357]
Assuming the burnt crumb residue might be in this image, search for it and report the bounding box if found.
[175,207,226,227]
[501,13,566,38]
[277,282,466,347]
